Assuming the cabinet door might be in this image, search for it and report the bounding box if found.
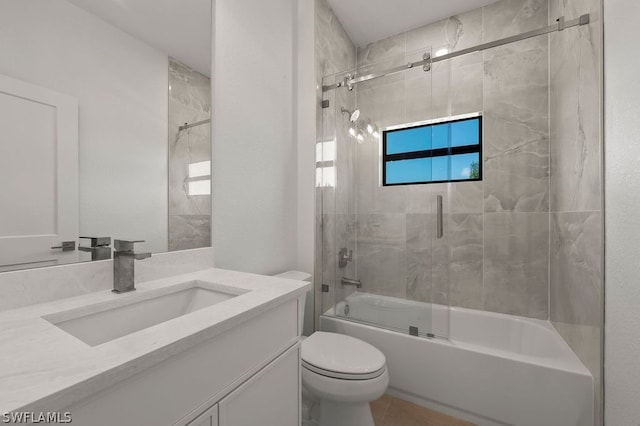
[189,404,218,426]
[219,344,300,426]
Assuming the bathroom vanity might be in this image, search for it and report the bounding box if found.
[0,269,310,426]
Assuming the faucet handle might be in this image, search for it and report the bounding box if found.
[114,239,145,252]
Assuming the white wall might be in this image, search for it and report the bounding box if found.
[0,0,168,253]
[295,0,317,276]
[212,0,299,274]
[604,0,640,423]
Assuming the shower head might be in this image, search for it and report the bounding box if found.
[341,108,360,123]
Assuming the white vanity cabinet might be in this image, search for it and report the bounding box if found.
[187,344,300,426]
[62,298,302,426]
[218,344,300,426]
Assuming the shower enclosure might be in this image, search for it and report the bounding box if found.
[315,0,603,423]
[318,45,457,339]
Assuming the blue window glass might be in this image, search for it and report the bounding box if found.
[386,126,431,154]
[431,124,449,149]
[432,156,449,181]
[450,153,480,181]
[451,119,479,147]
[382,115,482,185]
[385,158,432,185]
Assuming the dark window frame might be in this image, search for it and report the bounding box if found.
[382,115,483,186]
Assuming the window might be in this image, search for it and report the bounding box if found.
[187,160,211,195]
[382,114,482,186]
[316,139,336,187]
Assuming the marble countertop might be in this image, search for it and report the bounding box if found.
[0,268,311,413]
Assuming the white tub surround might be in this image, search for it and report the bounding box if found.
[322,293,593,426]
[0,268,310,423]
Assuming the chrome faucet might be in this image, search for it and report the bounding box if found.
[112,239,151,293]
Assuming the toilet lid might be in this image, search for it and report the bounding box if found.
[301,332,386,379]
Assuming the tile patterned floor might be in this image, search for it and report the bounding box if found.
[370,395,475,426]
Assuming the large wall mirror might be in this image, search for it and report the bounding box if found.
[0,0,212,272]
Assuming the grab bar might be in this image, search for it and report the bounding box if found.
[436,195,443,239]
[341,277,362,288]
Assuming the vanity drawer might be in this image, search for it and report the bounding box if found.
[65,299,299,426]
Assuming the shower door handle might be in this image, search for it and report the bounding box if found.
[436,195,443,239]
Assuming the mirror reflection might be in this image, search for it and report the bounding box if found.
[0,0,212,272]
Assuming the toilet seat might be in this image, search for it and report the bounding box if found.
[301,332,386,380]
[302,359,386,380]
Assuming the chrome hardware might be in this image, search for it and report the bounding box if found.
[80,236,111,247]
[557,16,565,31]
[423,52,431,72]
[51,241,76,251]
[112,239,151,294]
[323,14,590,92]
[341,277,362,288]
[178,118,211,132]
[79,236,112,261]
[345,74,355,91]
[579,14,590,25]
[338,247,353,268]
[436,195,444,239]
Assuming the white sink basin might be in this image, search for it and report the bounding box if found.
[44,281,244,346]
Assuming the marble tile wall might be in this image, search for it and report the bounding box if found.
[317,0,602,388]
[314,0,356,328]
[548,0,603,422]
[328,0,551,320]
[168,60,212,251]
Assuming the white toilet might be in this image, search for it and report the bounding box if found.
[301,331,389,426]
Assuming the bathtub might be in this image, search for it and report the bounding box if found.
[320,292,594,426]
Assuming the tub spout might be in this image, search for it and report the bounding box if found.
[341,277,362,288]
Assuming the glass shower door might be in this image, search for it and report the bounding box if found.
[320,47,451,340]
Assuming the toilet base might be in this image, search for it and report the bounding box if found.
[319,400,374,426]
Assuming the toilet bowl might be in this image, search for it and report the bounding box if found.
[301,331,389,426]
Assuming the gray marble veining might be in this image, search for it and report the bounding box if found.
[448,214,484,309]
[484,212,549,319]
[405,8,483,57]
[549,0,602,212]
[356,214,406,298]
[168,60,211,251]
[483,37,550,213]
[405,214,434,303]
[168,215,212,251]
[548,0,603,421]
[315,0,357,328]
[550,212,601,326]
[483,0,548,42]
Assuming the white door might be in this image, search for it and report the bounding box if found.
[0,74,79,270]
[218,345,300,426]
